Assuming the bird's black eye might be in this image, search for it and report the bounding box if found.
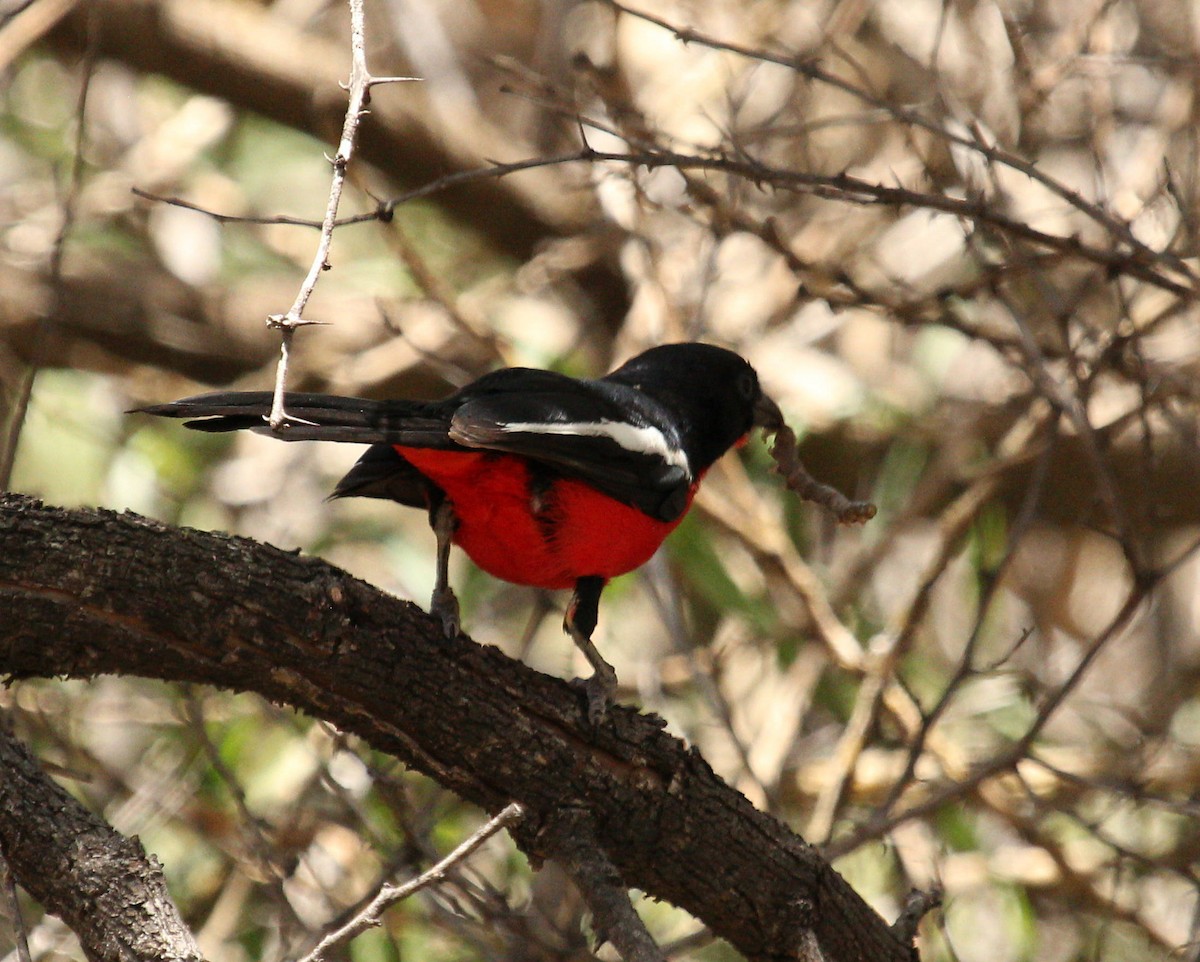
[737,370,757,400]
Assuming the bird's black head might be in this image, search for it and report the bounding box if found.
[605,343,782,474]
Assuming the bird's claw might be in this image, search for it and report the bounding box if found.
[573,666,617,724]
[430,585,460,638]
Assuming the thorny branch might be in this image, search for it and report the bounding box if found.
[263,0,416,429]
[137,142,1198,302]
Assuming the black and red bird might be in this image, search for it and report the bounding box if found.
[137,342,786,717]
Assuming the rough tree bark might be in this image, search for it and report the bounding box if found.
[0,724,203,962]
[0,494,922,962]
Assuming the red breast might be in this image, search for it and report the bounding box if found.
[395,446,693,589]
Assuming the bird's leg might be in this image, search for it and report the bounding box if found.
[429,499,460,637]
[565,576,615,722]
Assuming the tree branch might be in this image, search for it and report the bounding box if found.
[554,808,667,962]
[0,493,920,962]
[0,721,202,962]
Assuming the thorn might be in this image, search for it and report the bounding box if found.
[368,75,423,86]
[261,412,320,429]
[266,314,329,330]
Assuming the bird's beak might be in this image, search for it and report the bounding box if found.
[752,393,785,432]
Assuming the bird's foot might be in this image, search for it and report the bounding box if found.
[430,585,460,638]
[572,664,618,724]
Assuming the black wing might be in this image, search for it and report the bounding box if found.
[446,379,693,522]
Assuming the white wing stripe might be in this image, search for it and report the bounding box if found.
[501,419,691,475]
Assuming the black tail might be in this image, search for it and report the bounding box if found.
[132,391,453,447]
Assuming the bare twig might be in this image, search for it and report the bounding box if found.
[264,0,417,429]
[137,137,1198,302]
[132,149,593,231]
[871,421,1060,823]
[293,802,524,962]
[129,186,333,227]
[809,410,1047,841]
[826,573,1154,859]
[597,0,1195,284]
[180,692,289,885]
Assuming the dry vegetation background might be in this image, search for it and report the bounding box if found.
[3,0,1200,960]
